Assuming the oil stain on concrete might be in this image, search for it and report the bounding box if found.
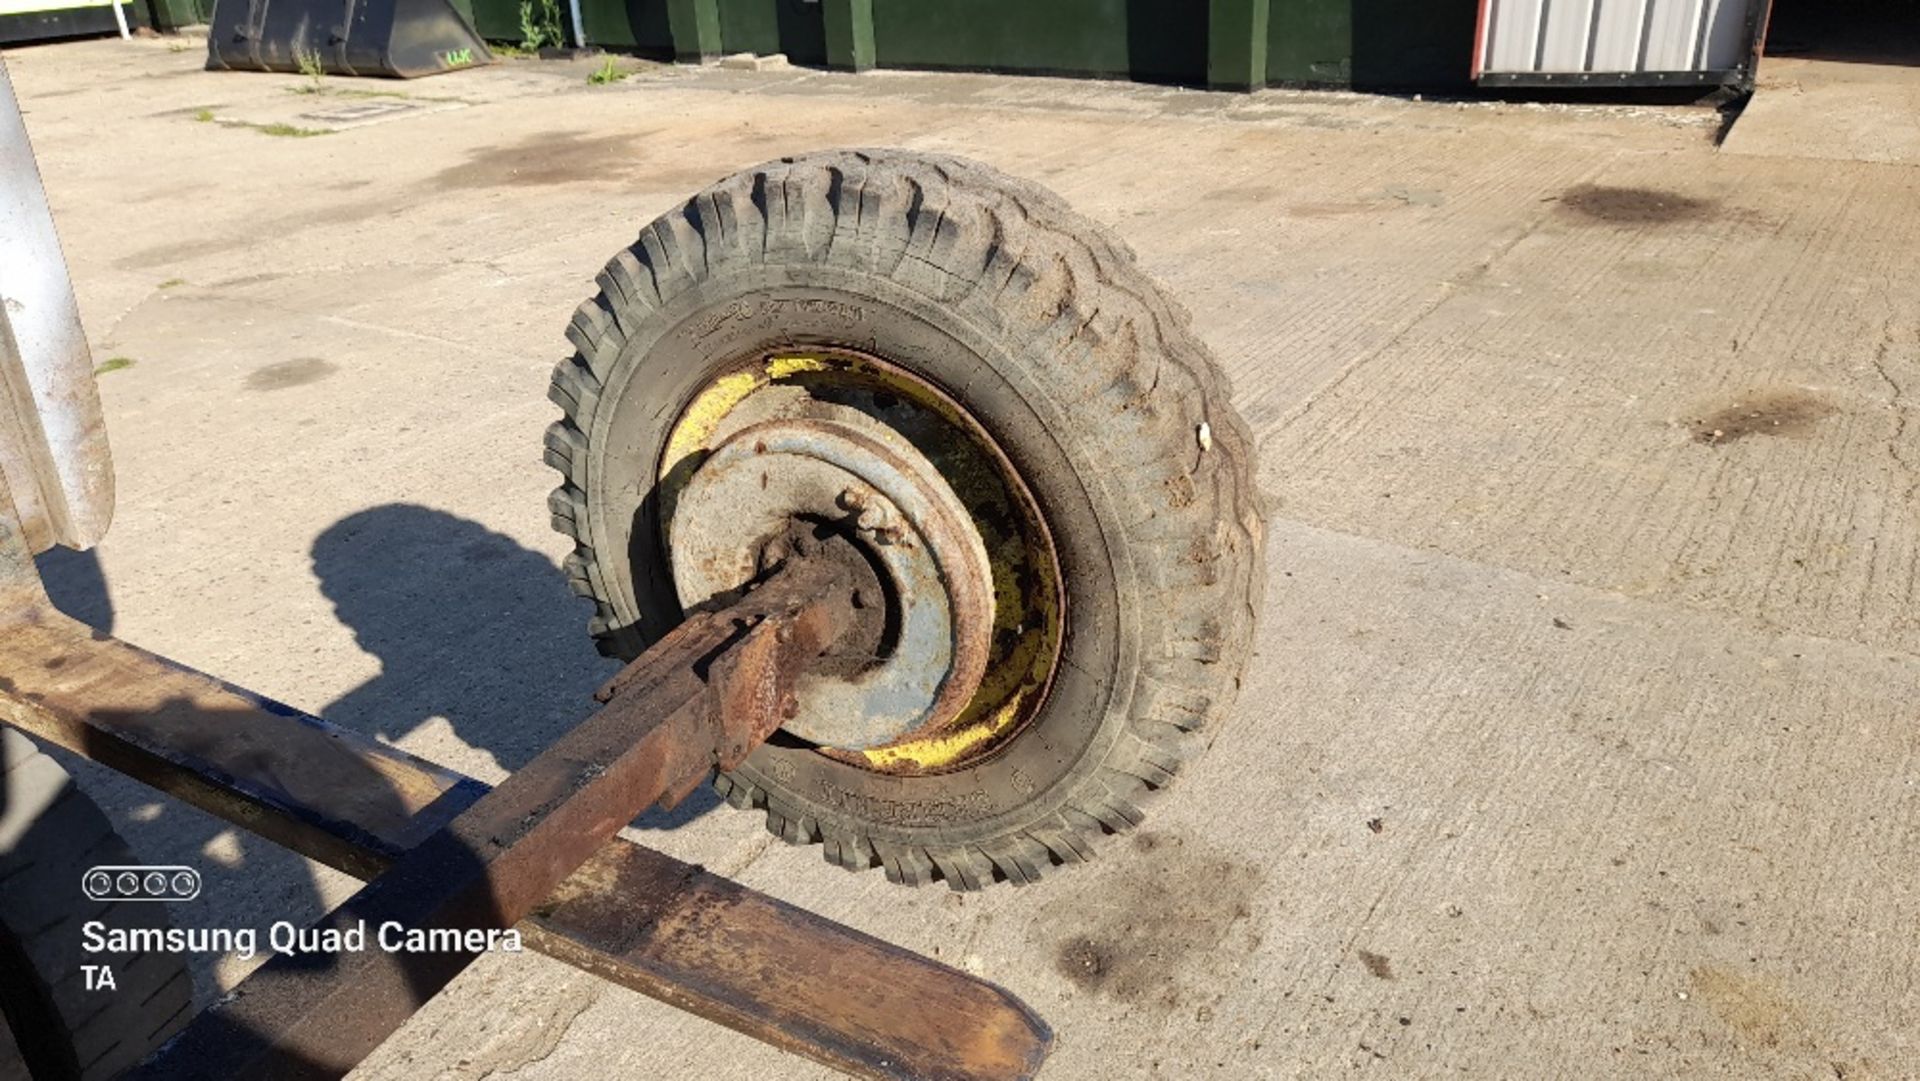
[1041,831,1263,1010]
[1357,949,1395,980]
[1558,184,1715,225]
[246,356,337,391]
[429,131,652,191]
[1688,389,1837,445]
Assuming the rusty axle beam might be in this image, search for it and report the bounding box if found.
[133,554,855,1079]
[0,510,1050,1081]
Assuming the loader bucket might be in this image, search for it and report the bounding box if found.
[206,0,491,79]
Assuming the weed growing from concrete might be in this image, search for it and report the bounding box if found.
[588,57,628,85]
[518,0,563,51]
[257,122,331,138]
[293,46,326,93]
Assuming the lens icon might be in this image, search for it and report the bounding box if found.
[85,865,203,902]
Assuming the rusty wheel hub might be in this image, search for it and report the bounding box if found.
[657,351,1064,774]
[668,405,995,750]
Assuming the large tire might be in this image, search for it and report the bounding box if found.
[0,730,192,1079]
[546,149,1264,889]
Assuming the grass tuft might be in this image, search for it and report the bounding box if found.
[587,56,628,86]
[257,122,331,138]
[95,357,135,375]
[517,0,563,52]
[292,46,326,93]
[158,278,186,290]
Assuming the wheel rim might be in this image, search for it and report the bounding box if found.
[656,348,1065,775]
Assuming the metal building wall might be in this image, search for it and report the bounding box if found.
[464,0,1764,93]
[1476,0,1766,83]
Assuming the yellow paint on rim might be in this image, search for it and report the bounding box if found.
[659,349,1063,774]
[858,509,1061,773]
[766,355,829,379]
[859,690,1031,771]
[661,355,836,477]
[661,368,764,473]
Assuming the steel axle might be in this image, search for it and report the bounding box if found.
[0,496,1049,1081]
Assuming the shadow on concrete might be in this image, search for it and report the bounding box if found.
[311,504,611,773]
[8,505,729,1064]
[21,506,724,1018]
[34,545,112,633]
[26,547,337,1040]
[17,547,459,1076]
[310,503,720,827]
[13,519,621,1072]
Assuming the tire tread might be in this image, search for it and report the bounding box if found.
[545,149,1264,890]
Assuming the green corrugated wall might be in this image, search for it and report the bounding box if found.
[1267,0,1478,88]
[716,0,777,53]
[471,0,518,43]
[717,0,825,65]
[872,0,1207,84]
[578,0,674,54]
[467,0,1479,93]
[1267,0,1351,85]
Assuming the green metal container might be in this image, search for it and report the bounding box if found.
[872,0,1205,84]
[468,0,1481,94]
[718,0,824,64]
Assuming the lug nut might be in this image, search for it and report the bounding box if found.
[836,487,869,512]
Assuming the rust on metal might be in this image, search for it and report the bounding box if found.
[654,349,1066,776]
[1,525,1049,1080]
[0,607,483,879]
[527,842,1053,1081]
[1,477,483,878]
[133,548,867,1079]
[668,409,996,751]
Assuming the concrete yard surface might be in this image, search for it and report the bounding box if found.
[5,36,1917,1080]
[1722,57,1920,166]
